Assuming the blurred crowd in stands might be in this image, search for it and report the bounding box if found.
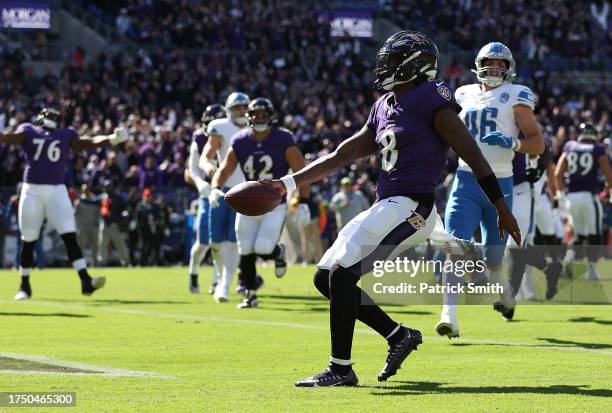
[0,0,610,266]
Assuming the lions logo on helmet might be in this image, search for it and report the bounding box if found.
[472,42,516,88]
[34,107,62,131]
[577,123,599,142]
[225,92,251,127]
[373,30,439,91]
[201,103,226,128]
[246,97,276,133]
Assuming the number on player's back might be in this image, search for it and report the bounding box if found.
[567,150,593,176]
[32,138,62,163]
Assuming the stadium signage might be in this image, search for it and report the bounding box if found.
[319,11,373,38]
[0,1,50,29]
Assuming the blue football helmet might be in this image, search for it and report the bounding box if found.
[225,92,250,126]
[472,42,516,88]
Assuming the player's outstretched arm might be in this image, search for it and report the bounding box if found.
[434,107,521,245]
[200,135,222,176]
[285,146,310,198]
[597,152,612,198]
[188,141,209,195]
[0,132,25,146]
[74,127,128,150]
[513,105,545,155]
[554,153,567,196]
[211,148,238,190]
[263,124,376,195]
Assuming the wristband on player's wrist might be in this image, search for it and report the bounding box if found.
[511,138,522,151]
[280,175,297,193]
[477,173,504,204]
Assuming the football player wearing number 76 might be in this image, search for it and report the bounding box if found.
[0,106,128,300]
[261,31,521,387]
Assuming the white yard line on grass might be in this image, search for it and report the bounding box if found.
[3,299,611,357]
[0,352,176,378]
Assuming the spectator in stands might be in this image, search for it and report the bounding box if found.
[135,188,158,266]
[329,177,370,230]
[75,183,101,266]
[98,181,130,266]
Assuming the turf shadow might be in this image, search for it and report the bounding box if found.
[263,294,327,302]
[0,311,91,318]
[568,317,612,326]
[537,337,612,350]
[366,381,612,397]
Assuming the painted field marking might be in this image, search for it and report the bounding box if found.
[2,299,611,357]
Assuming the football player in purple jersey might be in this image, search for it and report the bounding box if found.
[555,123,612,280]
[211,98,310,309]
[0,107,128,300]
[262,31,520,387]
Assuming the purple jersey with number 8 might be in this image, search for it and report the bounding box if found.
[16,123,77,185]
[366,80,461,200]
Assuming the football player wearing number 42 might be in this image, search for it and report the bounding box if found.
[211,97,310,309]
[0,107,129,300]
[262,31,520,387]
[437,42,545,335]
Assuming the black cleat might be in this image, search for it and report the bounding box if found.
[545,262,563,300]
[378,327,422,382]
[493,301,515,321]
[15,281,32,301]
[236,291,258,309]
[295,368,358,387]
[274,244,287,277]
[208,282,217,295]
[82,276,106,296]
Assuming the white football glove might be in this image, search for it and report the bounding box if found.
[555,191,568,210]
[295,203,311,227]
[110,127,128,145]
[196,180,211,197]
[208,187,225,208]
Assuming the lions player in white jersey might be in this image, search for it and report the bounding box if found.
[185,103,226,294]
[436,42,544,337]
[200,92,251,302]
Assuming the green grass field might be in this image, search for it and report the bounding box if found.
[0,264,610,412]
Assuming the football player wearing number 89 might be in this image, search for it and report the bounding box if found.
[211,98,310,309]
[262,31,520,387]
[0,106,129,300]
[554,123,612,280]
[436,42,545,335]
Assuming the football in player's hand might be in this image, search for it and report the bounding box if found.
[224,181,281,216]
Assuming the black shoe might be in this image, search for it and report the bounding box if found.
[236,291,258,309]
[15,281,32,300]
[189,276,200,294]
[545,262,563,300]
[82,276,106,296]
[295,368,358,387]
[493,301,515,321]
[274,244,287,278]
[378,327,422,382]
